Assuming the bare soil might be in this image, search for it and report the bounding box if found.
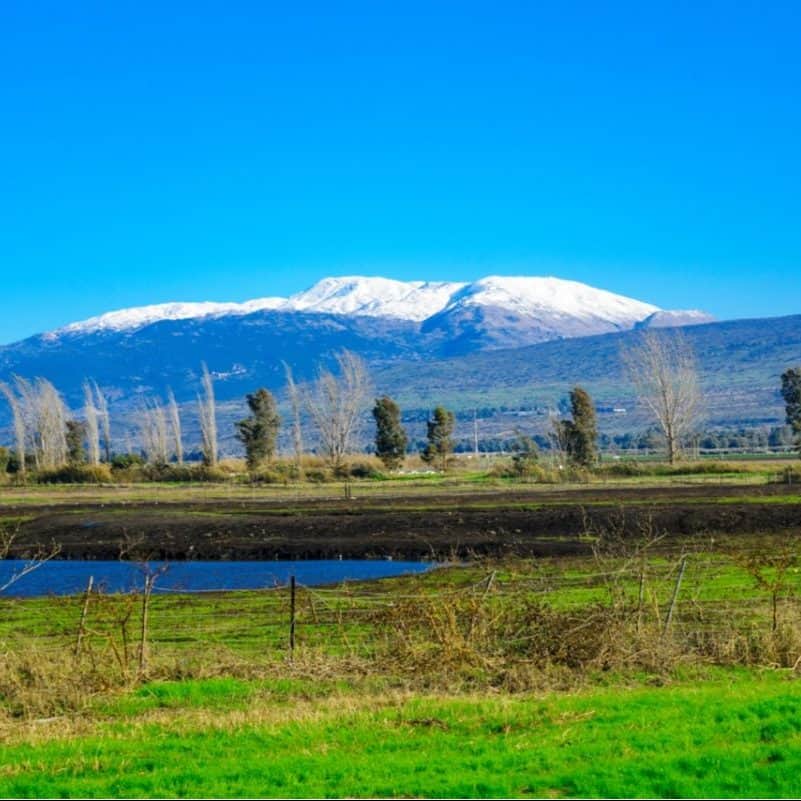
[2,482,799,560]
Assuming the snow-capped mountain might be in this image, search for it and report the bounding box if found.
[0,274,717,414]
[51,274,707,338]
[282,276,463,321]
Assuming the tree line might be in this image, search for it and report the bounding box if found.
[0,331,799,480]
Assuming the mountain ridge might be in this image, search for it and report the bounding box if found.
[47,274,711,339]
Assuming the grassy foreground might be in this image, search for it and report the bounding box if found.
[2,476,801,798]
[1,670,800,798]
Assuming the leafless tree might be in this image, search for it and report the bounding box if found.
[305,350,371,469]
[140,399,169,465]
[546,408,570,470]
[166,388,183,465]
[0,380,26,475]
[9,377,68,470]
[282,361,304,467]
[39,379,69,468]
[83,381,101,465]
[92,381,112,462]
[197,363,218,466]
[12,377,39,468]
[622,330,701,464]
[0,377,67,470]
[0,521,60,594]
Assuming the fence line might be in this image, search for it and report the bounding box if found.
[3,551,801,678]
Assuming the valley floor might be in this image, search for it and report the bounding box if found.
[2,467,800,561]
[2,470,801,798]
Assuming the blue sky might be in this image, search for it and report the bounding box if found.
[1,1,799,344]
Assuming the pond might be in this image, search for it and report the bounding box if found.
[0,559,434,597]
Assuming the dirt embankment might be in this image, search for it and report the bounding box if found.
[2,483,799,561]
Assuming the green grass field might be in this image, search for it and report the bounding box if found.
[2,671,801,797]
[3,546,801,797]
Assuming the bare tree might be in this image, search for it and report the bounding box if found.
[92,381,112,462]
[12,377,39,469]
[305,350,371,469]
[282,361,304,467]
[0,377,67,471]
[546,408,570,470]
[0,381,26,475]
[622,330,701,464]
[38,379,68,469]
[0,522,60,594]
[140,399,169,465]
[83,381,101,466]
[166,388,183,465]
[197,363,218,466]
[7,377,68,470]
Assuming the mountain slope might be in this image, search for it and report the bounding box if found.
[375,313,801,429]
[0,305,796,436]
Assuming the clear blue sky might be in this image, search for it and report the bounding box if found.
[1,1,799,344]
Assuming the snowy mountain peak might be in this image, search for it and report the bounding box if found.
[288,276,464,321]
[443,276,659,322]
[49,274,705,341]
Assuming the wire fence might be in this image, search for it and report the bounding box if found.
[3,548,801,674]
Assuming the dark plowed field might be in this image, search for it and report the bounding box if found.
[2,483,799,560]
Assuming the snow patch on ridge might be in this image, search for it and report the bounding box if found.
[442,276,659,323]
[51,274,690,338]
[55,298,286,335]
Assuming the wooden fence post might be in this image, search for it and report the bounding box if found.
[663,556,688,636]
[289,574,296,659]
[637,564,646,634]
[139,574,154,675]
[74,575,94,657]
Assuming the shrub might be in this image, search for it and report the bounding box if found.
[348,461,386,480]
[249,462,302,484]
[488,462,564,483]
[597,461,646,477]
[111,453,146,470]
[597,460,749,478]
[36,464,113,484]
[304,468,332,483]
[141,463,229,483]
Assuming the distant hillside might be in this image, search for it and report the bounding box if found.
[0,307,798,451]
[375,313,801,429]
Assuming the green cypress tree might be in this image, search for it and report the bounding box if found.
[555,387,598,468]
[235,388,281,470]
[781,368,801,455]
[565,386,599,468]
[65,420,87,466]
[372,396,408,470]
[421,405,455,471]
